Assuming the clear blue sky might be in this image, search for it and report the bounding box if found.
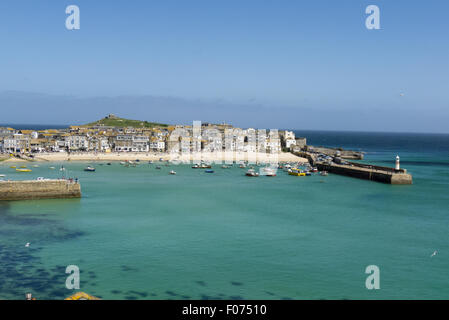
[0,0,448,132]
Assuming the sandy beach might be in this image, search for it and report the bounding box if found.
[5,151,308,164]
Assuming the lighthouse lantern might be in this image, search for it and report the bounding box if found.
[395,155,400,171]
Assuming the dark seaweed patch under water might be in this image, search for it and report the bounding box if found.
[0,202,87,300]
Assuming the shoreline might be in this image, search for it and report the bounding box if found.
[2,152,308,164]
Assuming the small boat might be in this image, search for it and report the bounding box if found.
[107,163,112,166]
[0,174,6,177]
[205,169,214,173]
[32,165,39,168]
[311,167,318,173]
[260,167,276,177]
[288,168,306,176]
[120,161,126,165]
[84,166,96,172]
[20,165,27,168]
[239,164,246,169]
[60,166,66,171]
[246,169,259,177]
[10,166,16,169]
[200,163,211,168]
[169,170,176,175]
[148,161,153,164]
[320,171,328,176]
[135,159,140,162]
[155,166,161,169]
[49,166,55,170]
[192,164,200,169]
[16,169,32,172]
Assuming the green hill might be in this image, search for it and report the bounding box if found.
[83,115,168,128]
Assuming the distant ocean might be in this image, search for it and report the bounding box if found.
[0,124,69,130]
[293,130,449,154]
[1,130,448,300]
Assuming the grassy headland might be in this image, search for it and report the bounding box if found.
[82,116,168,128]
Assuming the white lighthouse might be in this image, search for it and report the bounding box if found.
[395,155,400,171]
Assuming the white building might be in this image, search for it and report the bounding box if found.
[283,130,295,140]
[149,141,165,152]
[3,134,30,153]
[88,138,111,152]
[285,139,296,149]
[66,135,89,151]
[54,139,68,152]
[281,130,296,149]
[114,135,149,152]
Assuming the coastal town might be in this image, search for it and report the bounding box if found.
[0,114,307,158]
[0,114,413,186]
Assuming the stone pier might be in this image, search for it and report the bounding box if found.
[0,179,81,201]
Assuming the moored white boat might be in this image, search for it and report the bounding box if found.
[260,167,276,176]
[245,169,259,177]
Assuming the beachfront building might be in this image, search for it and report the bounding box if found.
[66,135,89,151]
[202,128,223,152]
[30,138,48,152]
[53,139,68,152]
[243,128,257,153]
[115,135,133,152]
[149,139,165,152]
[114,135,149,152]
[266,131,281,153]
[224,128,246,152]
[279,130,297,150]
[88,137,111,152]
[99,138,111,152]
[2,134,30,153]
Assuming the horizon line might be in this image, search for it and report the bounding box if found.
[1,123,449,136]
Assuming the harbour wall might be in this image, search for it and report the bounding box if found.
[305,146,364,160]
[315,162,413,185]
[0,179,81,201]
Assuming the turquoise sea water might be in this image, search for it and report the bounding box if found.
[1,132,449,300]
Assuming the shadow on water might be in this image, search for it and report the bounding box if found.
[0,200,86,300]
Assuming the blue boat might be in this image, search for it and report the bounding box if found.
[205,170,214,173]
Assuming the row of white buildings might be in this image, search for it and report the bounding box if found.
[0,125,303,154]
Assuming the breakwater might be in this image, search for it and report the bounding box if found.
[315,161,412,184]
[0,179,81,201]
[305,146,364,160]
[293,151,412,184]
